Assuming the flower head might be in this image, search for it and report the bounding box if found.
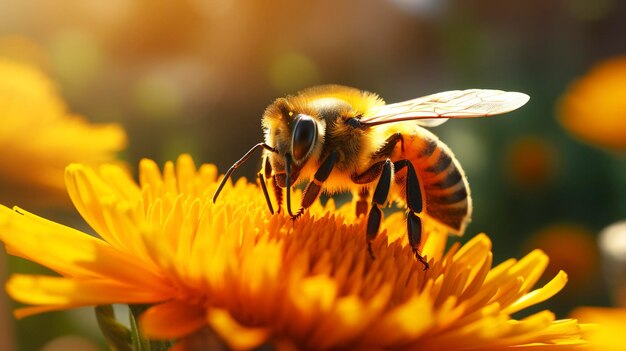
[558,56,626,152]
[0,56,126,207]
[0,155,585,350]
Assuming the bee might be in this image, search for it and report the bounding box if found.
[213,85,529,269]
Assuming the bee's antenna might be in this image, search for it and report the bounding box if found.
[285,153,295,217]
[213,142,277,203]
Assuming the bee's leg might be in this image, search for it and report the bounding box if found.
[351,161,388,184]
[394,160,429,270]
[350,131,404,219]
[407,212,429,270]
[351,160,389,244]
[272,175,283,213]
[292,151,339,220]
[258,173,274,214]
[373,132,404,159]
[352,132,403,184]
[365,159,393,259]
[258,156,274,214]
[213,142,277,203]
[355,187,369,218]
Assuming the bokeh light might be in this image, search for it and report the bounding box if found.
[505,136,559,189]
[559,56,626,152]
[599,221,626,307]
[268,51,320,94]
[132,73,184,120]
[48,29,104,96]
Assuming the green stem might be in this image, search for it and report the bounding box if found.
[94,305,132,351]
[128,304,174,351]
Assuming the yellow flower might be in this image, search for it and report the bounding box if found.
[0,56,126,207]
[0,155,586,350]
[570,307,626,350]
[558,56,626,151]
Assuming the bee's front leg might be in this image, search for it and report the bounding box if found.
[258,155,275,214]
[292,151,339,220]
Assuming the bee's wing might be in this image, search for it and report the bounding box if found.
[361,89,530,127]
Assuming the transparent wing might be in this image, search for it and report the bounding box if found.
[361,89,530,127]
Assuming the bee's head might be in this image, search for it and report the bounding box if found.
[262,98,325,185]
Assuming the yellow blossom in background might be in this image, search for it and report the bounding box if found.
[570,307,626,350]
[0,155,586,350]
[0,56,126,207]
[558,56,626,151]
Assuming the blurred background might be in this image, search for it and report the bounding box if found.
[1,0,626,349]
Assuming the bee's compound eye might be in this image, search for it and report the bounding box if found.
[291,114,317,161]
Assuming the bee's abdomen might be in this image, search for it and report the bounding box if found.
[398,130,471,234]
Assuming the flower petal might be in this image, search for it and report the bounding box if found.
[364,293,434,347]
[7,275,169,317]
[504,270,568,314]
[140,300,207,340]
[0,206,170,294]
[570,306,626,350]
[207,308,270,351]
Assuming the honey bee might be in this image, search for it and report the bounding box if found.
[213,85,529,269]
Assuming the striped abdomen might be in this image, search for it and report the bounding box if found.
[390,126,472,234]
